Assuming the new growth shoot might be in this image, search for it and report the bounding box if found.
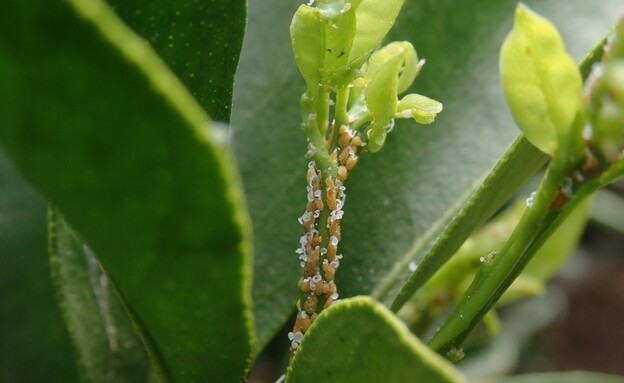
[428,4,624,357]
[288,0,442,357]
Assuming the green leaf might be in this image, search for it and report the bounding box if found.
[106,0,246,122]
[396,94,443,124]
[291,0,406,89]
[231,0,622,352]
[0,152,79,382]
[0,0,253,381]
[477,372,624,383]
[290,1,361,89]
[319,1,357,76]
[291,5,325,91]
[500,3,583,156]
[365,41,418,152]
[49,209,153,383]
[285,297,466,383]
[349,0,405,67]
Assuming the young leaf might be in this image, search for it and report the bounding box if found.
[285,297,467,383]
[349,0,405,66]
[365,41,419,152]
[291,0,406,89]
[0,0,253,380]
[291,5,325,91]
[500,3,583,156]
[396,93,443,124]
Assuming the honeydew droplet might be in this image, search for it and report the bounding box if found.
[525,191,537,208]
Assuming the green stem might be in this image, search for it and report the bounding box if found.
[427,157,569,352]
[350,111,372,132]
[301,92,337,178]
[316,88,331,135]
[334,87,350,128]
[328,87,350,151]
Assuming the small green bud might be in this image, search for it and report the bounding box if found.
[587,61,624,163]
[500,3,583,157]
[586,21,624,164]
[396,94,443,124]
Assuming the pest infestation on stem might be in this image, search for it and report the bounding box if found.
[287,0,442,356]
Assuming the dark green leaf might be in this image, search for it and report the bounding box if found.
[0,152,79,382]
[49,209,153,383]
[231,0,623,352]
[0,0,253,380]
[107,0,246,122]
[285,297,466,383]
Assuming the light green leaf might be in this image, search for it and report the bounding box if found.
[0,0,253,380]
[365,41,419,152]
[285,297,467,383]
[291,0,406,89]
[365,43,408,151]
[49,209,153,383]
[349,0,405,66]
[397,93,443,124]
[290,1,361,89]
[320,2,357,75]
[500,3,583,156]
[291,5,325,91]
